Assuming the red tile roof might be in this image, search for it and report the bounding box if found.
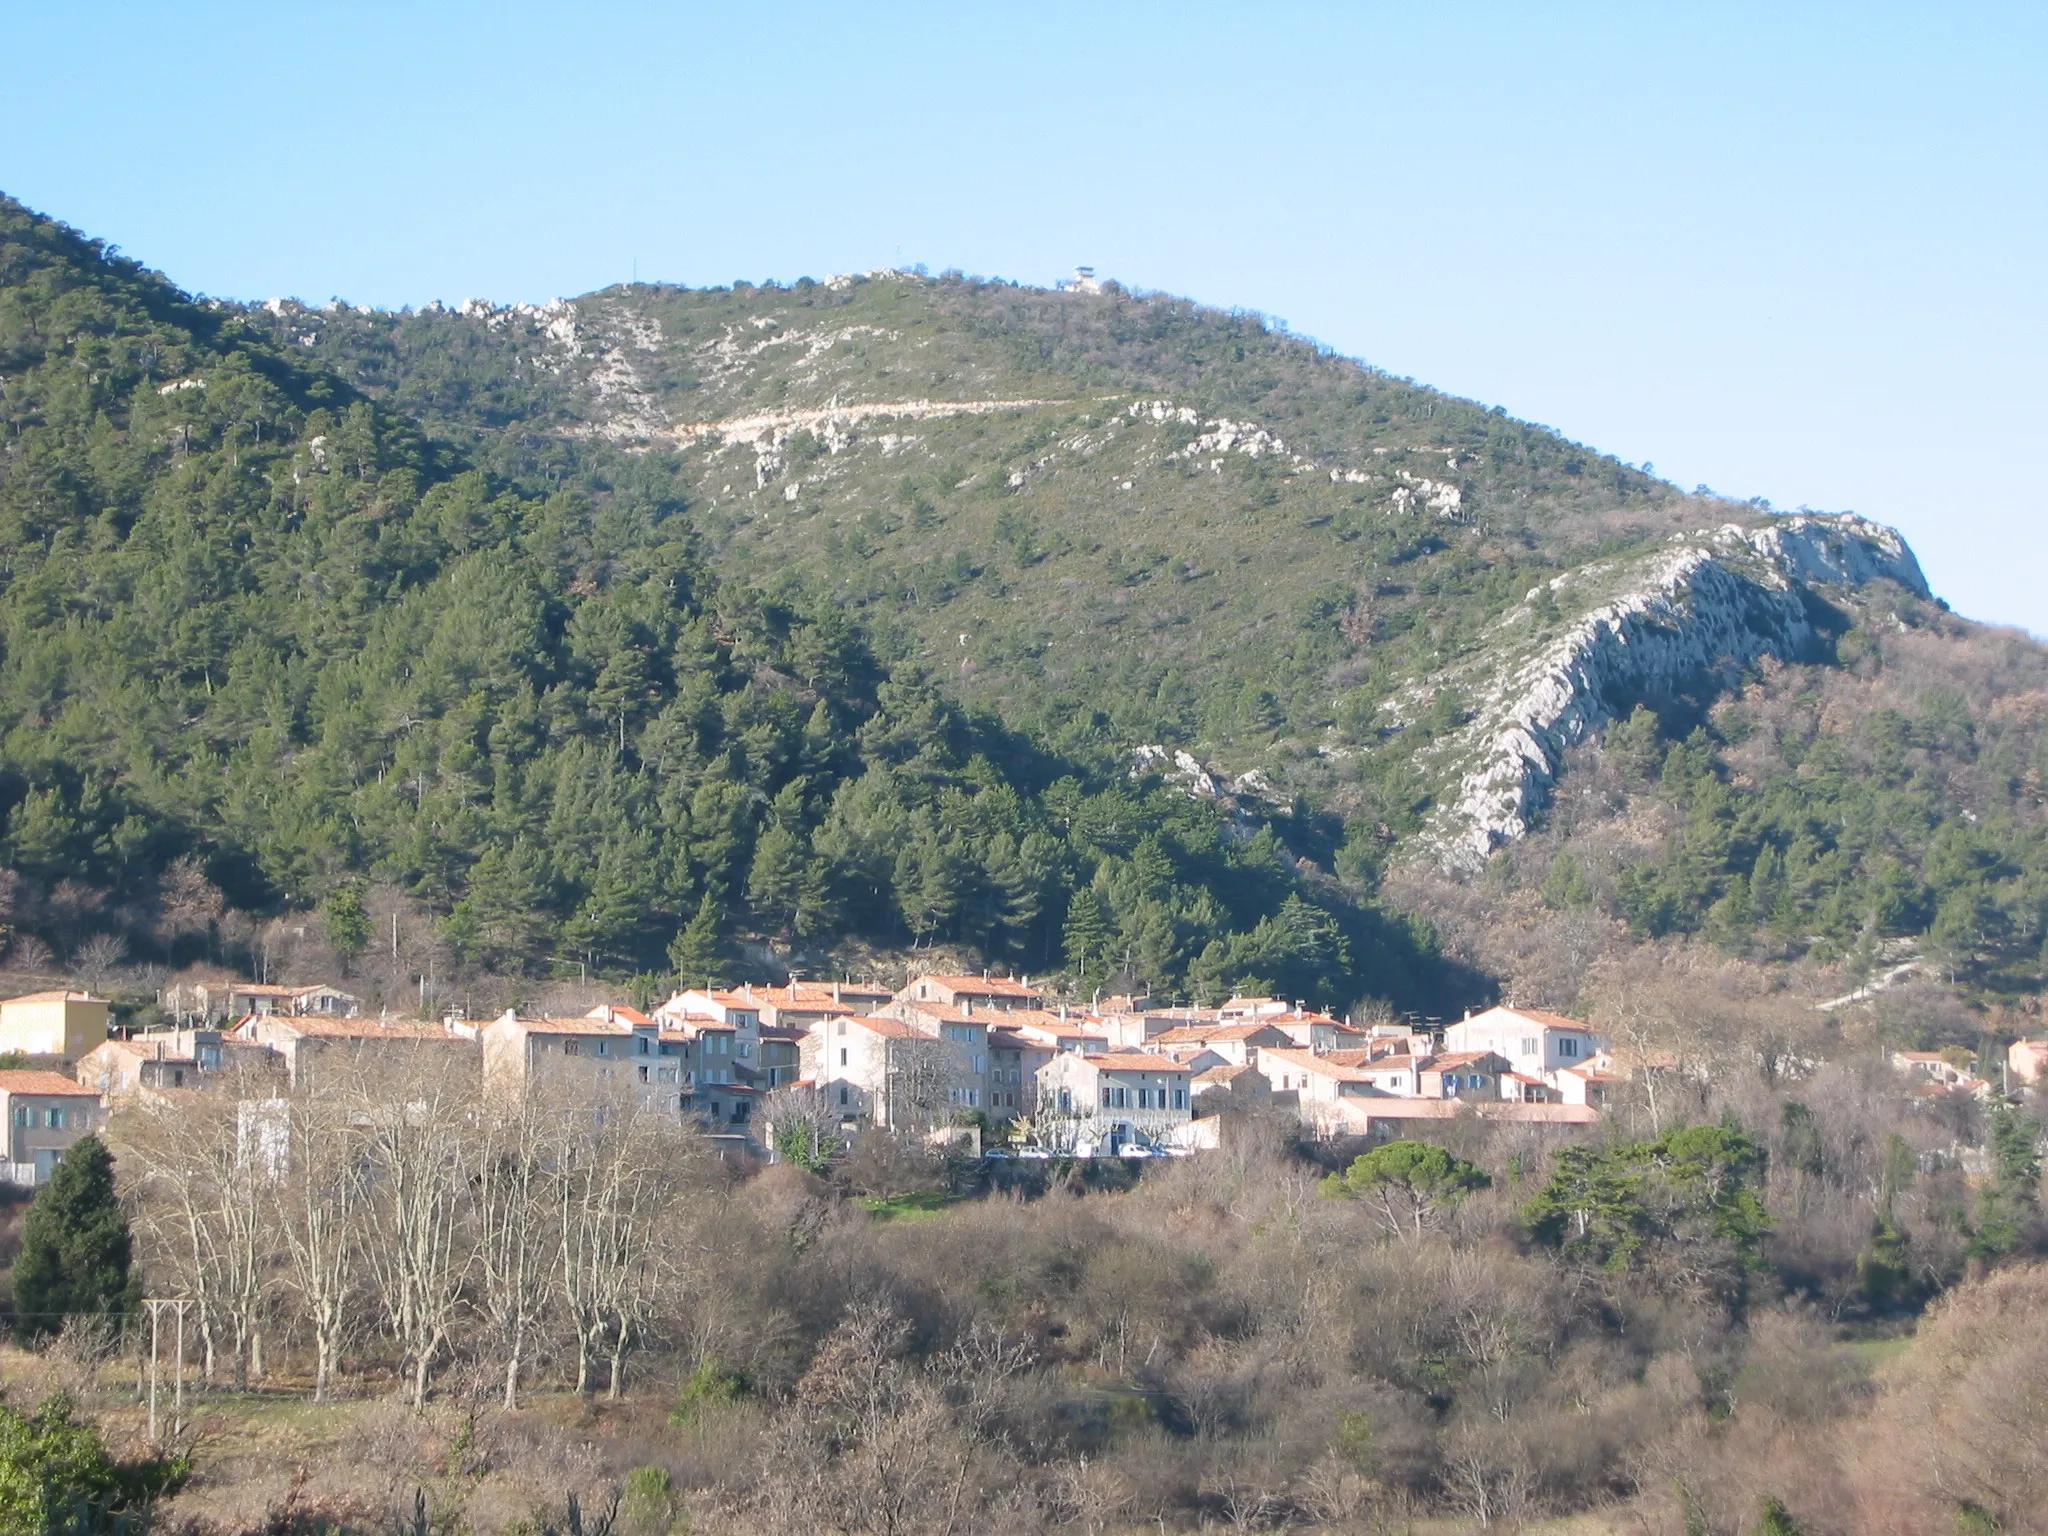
[2,990,106,1006]
[254,1017,464,1041]
[913,975,1042,998]
[1080,1052,1190,1074]
[0,1071,101,1096]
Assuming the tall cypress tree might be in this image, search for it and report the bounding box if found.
[12,1136,139,1342]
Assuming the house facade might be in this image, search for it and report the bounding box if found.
[896,974,1044,1013]
[75,1030,274,1100]
[1035,1052,1192,1151]
[481,1012,667,1108]
[0,991,110,1060]
[799,1014,979,1128]
[663,990,764,1075]
[232,1015,473,1089]
[1441,1006,1607,1088]
[0,1071,107,1186]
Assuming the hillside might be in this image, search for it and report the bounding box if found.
[237,264,2048,1022]
[0,197,1479,1014]
[7,193,2048,1033]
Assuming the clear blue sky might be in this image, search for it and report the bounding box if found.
[6,2,2044,630]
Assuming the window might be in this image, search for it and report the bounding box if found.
[1112,1086,1128,1109]
[971,1054,985,1075]
[45,1108,62,1129]
[638,1065,649,1083]
[1521,1037,1538,1055]
[658,1066,677,1083]
[1172,1088,1187,1110]
[596,1040,610,1057]
[1057,1088,1072,1112]
[738,1042,752,1058]
[837,1019,847,1037]
[637,1037,650,1055]
[11,1107,24,1128]
[1101,1086,1113,1107]
[840,1048,848,1067]
[839,1085,849,1106]
[1560,1037,1579,1058]
[564,1040,581,1056]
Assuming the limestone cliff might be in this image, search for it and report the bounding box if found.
[1419,514,1929,872]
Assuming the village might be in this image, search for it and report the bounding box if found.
[0,971,2029,1182]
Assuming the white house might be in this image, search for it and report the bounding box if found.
[1035,1051,1191,1152]
[661,990,764,1074]
[1441,1006,1606,1089]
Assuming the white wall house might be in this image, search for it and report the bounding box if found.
[1035,1052,1191,1151]
[1441,1006,1606,1088]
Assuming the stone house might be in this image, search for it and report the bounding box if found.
[0,1071,107,1186]
[1034,1052,1192,1151]
[0,991,110,1060]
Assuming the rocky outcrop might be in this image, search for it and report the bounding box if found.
[1422,514,1928,873]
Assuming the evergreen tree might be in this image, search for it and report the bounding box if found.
[13,1137,139,1343]
[325,881,371,974]
[1063,887,1113,982]
[1322,1140,1489,1238]
[668,889,729,987]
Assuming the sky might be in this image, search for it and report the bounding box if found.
[5,2,2044,630]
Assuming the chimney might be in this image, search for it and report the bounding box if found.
[832,981,841,1002]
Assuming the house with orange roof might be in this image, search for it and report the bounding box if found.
[1888,1050,1991,1099]
[985,1026,1046,1119]
[977,1009,1107,1056]
[662,990,765,1074]
[1417,1050,1514,1102]
[1306,1095,1601,1140]
[232,1013,473,1088]
[1190,1061,1271,1111]
[170,980,362,1024]
[0,1070,107,1185]
[737,980,894,1031]
[1034,1051,1191,1151]
[0,990,110,1060]
[800,1015,979,1128]
[75,1029,276,1101]
[1441,1006,1607,1088]
[896,973,1044,1013]
[1257,1047,1406,1103]
[1143,1021,1291,1068]
[1555,1062,1627,1109]
[483,1011,664,1106]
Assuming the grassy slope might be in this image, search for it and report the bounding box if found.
[249,276,1742,799]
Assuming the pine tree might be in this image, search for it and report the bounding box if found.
[668,889,729,987]
[326,881,371,974]
[1063,886,1113,981]
[13,1137,139,1343]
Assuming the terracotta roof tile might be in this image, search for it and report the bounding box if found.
[0,1071,101,1096]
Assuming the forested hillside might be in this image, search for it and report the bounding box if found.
[8,190,2048,1026]
[0,197,1463,1008]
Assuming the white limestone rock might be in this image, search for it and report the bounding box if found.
[1420,514,1929,874]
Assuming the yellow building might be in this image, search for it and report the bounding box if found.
[0,991,110,1060]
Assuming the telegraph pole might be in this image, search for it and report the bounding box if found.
[143,1297,196,1445]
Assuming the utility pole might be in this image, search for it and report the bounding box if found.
[144,1297,195,1445]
